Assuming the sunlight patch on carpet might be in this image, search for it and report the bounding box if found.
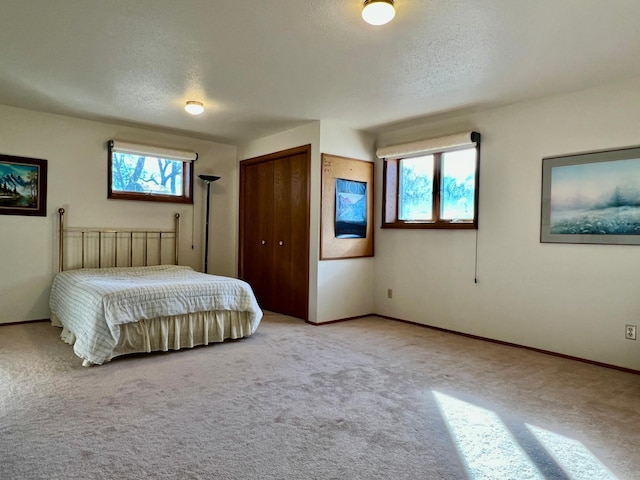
[433,390,544,479]
[526,424,618,480]
[433,390,619,480]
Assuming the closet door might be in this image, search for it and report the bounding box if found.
[239,160,276,312]
[239,145,310,320]
[272,150,309,319]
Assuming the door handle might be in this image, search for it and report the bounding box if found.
[261,240,266,245]
[278,241,284,246]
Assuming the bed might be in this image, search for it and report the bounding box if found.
[50,208,262,366]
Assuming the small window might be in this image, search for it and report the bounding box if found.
[381,133,480,229]
[108,140,195,204]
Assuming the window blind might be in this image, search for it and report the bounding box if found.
[108,140,198,162]
[376,131,480,160]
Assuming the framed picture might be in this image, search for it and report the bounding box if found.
[0,154,48,216]
[541,145,640,245]
[321,153,374,259]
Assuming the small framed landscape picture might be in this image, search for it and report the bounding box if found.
[0,154,48,216]
[335,178,367,239]
[541,145,640,245]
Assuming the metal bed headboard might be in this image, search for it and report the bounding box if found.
[58,208,180,272]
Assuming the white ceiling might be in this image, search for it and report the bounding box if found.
[2,1,640,144]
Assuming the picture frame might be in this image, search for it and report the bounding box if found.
[0,154,48,217]
[541,145,640,245]
[320,153,374,259]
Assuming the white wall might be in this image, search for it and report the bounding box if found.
[0,105,237,324]
[318,122,376,322]
[373,76,640,370]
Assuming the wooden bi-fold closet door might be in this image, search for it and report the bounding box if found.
[239,144,310,320]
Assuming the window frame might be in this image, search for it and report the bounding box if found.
[382,141,480,230]
[107,141,194,204]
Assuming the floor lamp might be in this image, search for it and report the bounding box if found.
[198,174,221,273]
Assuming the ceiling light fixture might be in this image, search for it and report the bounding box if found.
[362,0,395,26]
[185,101,205,115]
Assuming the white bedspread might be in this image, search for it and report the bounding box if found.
[49,265,262,364]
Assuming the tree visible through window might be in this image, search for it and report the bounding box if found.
[111,153,184,196]
[439,149,477,221]
[108,141,194,204]
[399,155,434,220]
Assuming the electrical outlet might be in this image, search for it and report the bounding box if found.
[625,325,637,340]
[387,288,393,299]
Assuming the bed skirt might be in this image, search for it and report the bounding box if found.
[51,310,254,366]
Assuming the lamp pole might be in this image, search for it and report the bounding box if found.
[198,175,220,273]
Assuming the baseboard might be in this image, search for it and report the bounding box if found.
[0,318,49,327]
[374,314,640,376]
[305,313,376,326]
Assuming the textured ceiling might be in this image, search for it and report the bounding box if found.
[2,1,640,144]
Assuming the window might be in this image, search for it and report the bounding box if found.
[380,132,480,229]
[108,140,196,204]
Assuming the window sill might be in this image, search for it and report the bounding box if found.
[382,221,477,230]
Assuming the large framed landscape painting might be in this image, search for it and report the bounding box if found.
[0,154,48,216]
[541,145,640,245]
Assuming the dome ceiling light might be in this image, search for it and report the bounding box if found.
[185,101,205,115]
[362,0,396,26]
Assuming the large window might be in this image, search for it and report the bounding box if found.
[381,132,480,229]
[108,140,196,204]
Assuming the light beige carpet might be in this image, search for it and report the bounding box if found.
[1,313,639,479]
